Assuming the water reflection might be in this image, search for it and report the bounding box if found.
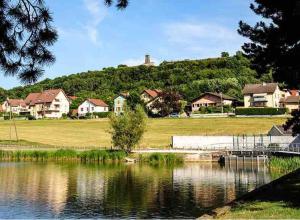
[0,162,272,218]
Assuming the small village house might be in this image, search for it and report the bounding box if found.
[267,125,293,136]
[191,92,236,112]
[279,89,300,113]
[114,93,129,115]
[25,89,70,119]
[242,82,283,108]
[1,99,29,115]
[140,89,161,103]
[78,98,109,116]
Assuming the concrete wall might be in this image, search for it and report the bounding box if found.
[172,135,297,149]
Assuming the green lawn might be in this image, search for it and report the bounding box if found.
[221,168,300,219]
[0,117,286,148]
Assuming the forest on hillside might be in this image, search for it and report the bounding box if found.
[0,52,272,108]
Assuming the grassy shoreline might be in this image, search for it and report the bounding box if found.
[203,157,300,219]
[0,149,183,164]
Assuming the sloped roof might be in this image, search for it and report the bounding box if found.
[7,99,26,107]
[142,89,162,99]
[25,89,65,105]
[192,92,236,103]
[25,93,41,105]
[87,98,109,107]
[242,83,278,94]
[68,96,78,101]
[280,96,300,104]
[269,125,293,136]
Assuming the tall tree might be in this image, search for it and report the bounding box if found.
[0,0,58,84]
[0,0,128,84]
[238,0,300,87]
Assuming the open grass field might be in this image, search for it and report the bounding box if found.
[0,117,286,148]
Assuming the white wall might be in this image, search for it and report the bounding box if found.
[172,135,297,149]
[78,100,108,116]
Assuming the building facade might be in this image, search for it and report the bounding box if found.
[78,99,109,116]
[191,92,235,112]
[25,89,70,119]
[242,83,283,108]
[114,93,128,115]
[2,99,29,115]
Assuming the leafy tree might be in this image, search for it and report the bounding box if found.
[126,91,144,110]
[221,52,229,58]
[109,105,147,153]
[151,90,182,117]
[0,0,58,83]
[70,97,84,110]
[284,110,300,136]
[238,0,300,87]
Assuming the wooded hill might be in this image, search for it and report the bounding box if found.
[0,52,272,107]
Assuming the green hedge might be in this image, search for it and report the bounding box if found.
[93,112,110,118]
[235,107,287,115]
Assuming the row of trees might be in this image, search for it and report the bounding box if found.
[0,52,269,106]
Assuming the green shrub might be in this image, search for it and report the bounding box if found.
[93,112,109,118]
[235,107,287,115]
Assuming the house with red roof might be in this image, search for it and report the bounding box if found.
[78,98,109,116]
[140,89,162,103]
[25,89,70,118]
[1,98,29,115]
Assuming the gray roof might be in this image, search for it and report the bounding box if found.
[242,83,278,95]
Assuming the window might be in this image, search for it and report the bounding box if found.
[86,107,89,111]
[92,107,94,111]
[81,108,83,111]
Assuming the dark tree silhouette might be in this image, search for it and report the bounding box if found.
[238,0,300,87]
[0,0,128,84]
[104,0,129,9]
[0,0,58,84]
[239,0,300,134]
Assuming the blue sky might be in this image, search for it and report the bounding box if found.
[0,0,258,89]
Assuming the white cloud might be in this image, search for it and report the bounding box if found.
[163,21,243,55]
[83,0,107,46]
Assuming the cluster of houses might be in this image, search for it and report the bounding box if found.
[1,82,299,119]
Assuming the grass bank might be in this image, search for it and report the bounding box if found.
[0,118,286,148]
[0,149,184,165]
[0,149,127,163]
[209,157,300,219]
[137,153,184,164]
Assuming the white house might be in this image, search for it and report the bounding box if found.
[242,83,283,108]
[78,98,109,116]
[25,89,70,119]
[2,99,29,115]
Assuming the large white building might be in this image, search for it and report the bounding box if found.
[78,98,109,116]
[24,89,70,119]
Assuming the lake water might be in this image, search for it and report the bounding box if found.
[0,162,274,219]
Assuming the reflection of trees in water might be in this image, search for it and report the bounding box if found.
[0,162,273,218]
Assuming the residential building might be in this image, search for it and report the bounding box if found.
[114,93,129,115]
[2,99,29,115]
[25,89,70,119]
[267,125,292,136]
[191,92,236,112]
[78,98,109,116]
[140,89,161,103]
[242,83,283,108]
[280,95,300,113]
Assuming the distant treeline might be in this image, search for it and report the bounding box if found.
[0,52,273,108]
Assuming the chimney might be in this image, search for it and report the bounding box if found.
[145,54,150,64]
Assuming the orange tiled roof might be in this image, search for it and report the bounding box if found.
[87,98,109,107]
